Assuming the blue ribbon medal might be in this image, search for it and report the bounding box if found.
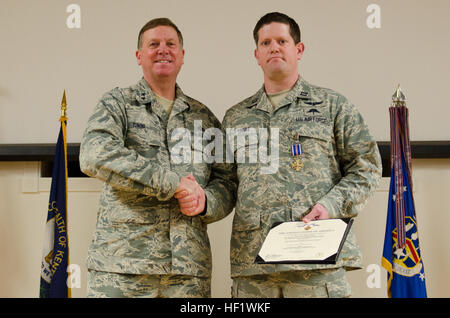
[290,143,304,171]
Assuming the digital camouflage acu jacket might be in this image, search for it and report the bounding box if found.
[80,78,237,277]
[222,77,382,277]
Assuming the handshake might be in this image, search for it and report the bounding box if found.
[174,174,206,216]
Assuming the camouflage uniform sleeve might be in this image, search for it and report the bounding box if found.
[79,89,181,201]
[199,112,238,224]
[317,95,382,218]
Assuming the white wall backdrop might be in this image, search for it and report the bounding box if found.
[1,0,449,298]
[1,0,449,143]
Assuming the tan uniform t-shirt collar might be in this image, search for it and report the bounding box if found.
[154,93,175,117]
[267,88,293,110]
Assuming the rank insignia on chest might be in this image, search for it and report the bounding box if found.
[290,143,304,171]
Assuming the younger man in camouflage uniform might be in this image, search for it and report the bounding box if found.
[223,12,382,297]
[80,18,236,297]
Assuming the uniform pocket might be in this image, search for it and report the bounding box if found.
[284,123,334,175]
[232,206,261,231]
[262,206,290,230]
[108,209,158,225]
[234,139,259,163]
[126,125,163,157]
[230,224,262,266]
[186,217,210,252]
[177,218,212,275]
[234,139,260,179]
[290,123,332,142]
[104,194,160,225]
[326,280,352,298]
[325,268,352,298]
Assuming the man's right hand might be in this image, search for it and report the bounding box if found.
[174,174,205,216]
[175,174,199,197]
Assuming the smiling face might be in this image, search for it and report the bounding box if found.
[254,22,304,82]
[136,25,185,83]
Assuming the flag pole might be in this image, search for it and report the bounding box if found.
[61,90,71,298]
[382,84,427,297]
[39,90,71,298]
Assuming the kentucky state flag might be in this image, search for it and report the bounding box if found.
[381,150,427,298]
[39,116,71,298]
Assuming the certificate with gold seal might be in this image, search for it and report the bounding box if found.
[255,218,353,264]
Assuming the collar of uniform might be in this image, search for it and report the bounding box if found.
[135,77,190,113]
[246,76,321,111]
[136,77,157,105]
[171,85,190,117]
[292,77,323,105]
[277,76,320,108]
[248,88,272,113]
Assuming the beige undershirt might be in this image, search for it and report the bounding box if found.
[267,88,292,109]
[155,93,175,116]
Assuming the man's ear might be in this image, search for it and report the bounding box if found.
[254,48,261,66]
[296,42,305,60]
[136,50,142,66]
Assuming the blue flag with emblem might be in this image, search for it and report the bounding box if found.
[40,91,71,298]
[381,86,427,298]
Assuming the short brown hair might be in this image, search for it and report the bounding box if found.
[253,12,301,45]
[137,18,183,49]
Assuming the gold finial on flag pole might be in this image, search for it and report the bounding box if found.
[61,90,67,118]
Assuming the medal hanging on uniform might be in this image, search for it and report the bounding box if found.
[290,143,304,171]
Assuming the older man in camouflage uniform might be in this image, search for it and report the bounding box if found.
[80,18,236,297]
[223,12,382,297]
